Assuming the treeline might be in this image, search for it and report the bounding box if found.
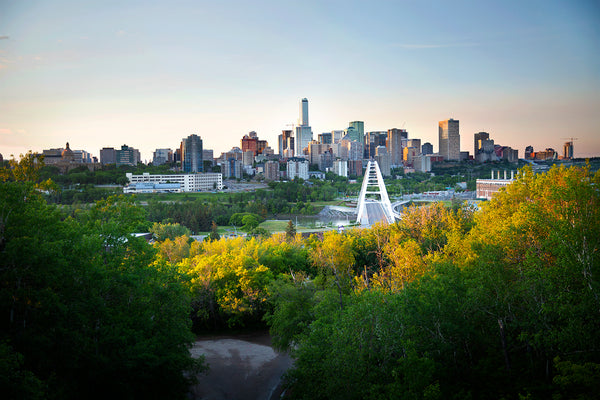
[150,164,600,399]
[1,155,203,399]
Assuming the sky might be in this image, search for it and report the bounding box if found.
[1,0,599,161]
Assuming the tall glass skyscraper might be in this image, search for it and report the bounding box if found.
[181,134,203,173]
[295,98,313,156]
[439,119,460,161]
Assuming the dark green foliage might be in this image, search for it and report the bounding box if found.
[0,182,202,399]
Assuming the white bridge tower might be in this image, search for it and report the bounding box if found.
[356,160,396,225]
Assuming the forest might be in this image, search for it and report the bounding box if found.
[1,153,599,399]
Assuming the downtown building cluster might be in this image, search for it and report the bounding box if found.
[29,97,579,193]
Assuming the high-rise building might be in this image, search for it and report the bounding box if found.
[375,145,391,177]
[294,98,313,156]
[332,130,344,144]
[563,141,574,159]
[287,157,309,180]
[153,148,173,165]
[203,149,214,167]
[299,98,309,126]
[439,119,460,161]
[223,158,242,179]
[264,161,280,181]
[116,145,139,167]
[474,132,489,158]
[422,142,433,155]
[365,131,387,159]
[387,128,407,167]
[181,134,203,173]
[525,145,534,159]
[100,147,117,165]
[333,159,348,178]
[318,132,332,144]
[279,130,293,157]
[348,121,364,144]
[318,151,333,171]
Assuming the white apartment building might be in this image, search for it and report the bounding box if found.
[124,172,223,193]
[286,158,309,180]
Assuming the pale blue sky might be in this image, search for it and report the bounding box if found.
[1,0,599,160]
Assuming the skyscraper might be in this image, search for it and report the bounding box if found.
[349,121,364,144]
[299,98,309,126]
[474,131,489,157]
[181,134,203,173]
[386,128,407,167]
[439,119,460,161]
[295,98,313,156]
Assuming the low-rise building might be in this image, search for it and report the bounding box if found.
[124,172,223,193]
[476,170,515,200]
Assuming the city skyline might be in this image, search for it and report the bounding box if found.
[1,1,599,160]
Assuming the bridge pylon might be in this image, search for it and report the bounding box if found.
[356,160,396,225]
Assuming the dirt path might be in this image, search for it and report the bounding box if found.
[188,333,293,400]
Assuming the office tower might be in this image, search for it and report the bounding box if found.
[439,119,460,161]
[181,134,203,173]
[332,130,344,143]
[348,160,363,177]
[318,151,333,171]
[349,121,364,144]
[387,128,407,167]
[422,142,433,155]
[223,158,242,179]
[525,145,534,159]
[365,131,387,158]
[406,139,421,153]
[279,130,293,156]
[299,98,309,126]
[295,98,313,156]
[153,148,173,165]
[318,132,332,144]
[203,149,214,167]
[116,145,139,167]
[242,150,254,166]
[563,141,574,159]
[100,147,116,165]
[241,132,258,155]
[474,132,489,158]
[375,145,391,176]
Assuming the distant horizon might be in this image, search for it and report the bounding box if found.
[2,1,599,160]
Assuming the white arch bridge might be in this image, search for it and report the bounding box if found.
[356,160,404,226]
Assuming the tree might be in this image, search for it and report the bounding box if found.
[149,222,192,241]
[208,221,221,241]
[285,220,296,240]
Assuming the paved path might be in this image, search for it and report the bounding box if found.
[189,333,293,400]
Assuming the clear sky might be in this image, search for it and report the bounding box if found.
[1,0,599,161]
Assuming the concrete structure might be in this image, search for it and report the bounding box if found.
[365,131,387,158]
[100,147,117,165]
[348,160,363,177]
[124,172,223,193]
[439,119,460,161]
[318,151,333,171]
[333,159,348,178]
[286,157,309,180]
[348,121,364,144]
[375,145,391,176]
[387,128,407,167]
[153,148,173,165]
[278,130,294,157]
[318,132,332,144]
[413,154,432,173]
[181,134,203,173]
[476,170,515,200]
[563,141,574,159]
[422,142,433,155]
[203,149,214,167]
[356,160,395,225]
[308,142,330,165]
[264,161,280,181]
[223,158,243,179]
[116,145,140,167]
[332,130,344,144]
[242,150,254,166]
[295,98,313,155]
